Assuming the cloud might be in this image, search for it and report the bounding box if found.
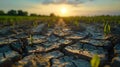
[39,0,94,5]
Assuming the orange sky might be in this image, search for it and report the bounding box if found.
[0,0,120,16]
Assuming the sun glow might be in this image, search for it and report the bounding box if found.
[60,7,68,16]
[61,7,67,14]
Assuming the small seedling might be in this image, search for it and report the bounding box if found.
[47,22,51,28]
[10,19,15,28]
[74,21,79,26]
[91,54,100,67]
[104,22,111,35]
[29,35,33,46]
[33,21,38,27]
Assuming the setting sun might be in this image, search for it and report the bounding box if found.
[61,7,67,14]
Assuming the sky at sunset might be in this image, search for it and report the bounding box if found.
[0,0,120,16]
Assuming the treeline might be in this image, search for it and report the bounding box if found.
[0,10,55,17]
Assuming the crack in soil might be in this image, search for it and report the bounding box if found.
[0,19,120,67]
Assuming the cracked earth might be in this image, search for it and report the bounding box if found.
[0,19,120,67]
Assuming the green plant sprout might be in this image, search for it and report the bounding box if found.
[47,23,50,28]
[10,19,15,28]
[33,21,38,27]
[74,21,79,26]
[104,22,111,35]
[29,35,33,46]
[91,54,100,67]
[118,21,120,24]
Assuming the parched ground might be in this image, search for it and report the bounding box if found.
[0,19,120,67]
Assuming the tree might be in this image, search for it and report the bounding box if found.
[7,10,17,16]
[30,13,38,16]
[23,11,28,16]
[18,10,23,16]
[50,13,55,17]
[0,10,5,15]
[18,10,28,16]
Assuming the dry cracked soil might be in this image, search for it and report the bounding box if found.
[0,19,120,67]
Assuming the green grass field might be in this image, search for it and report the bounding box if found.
[0,15,120,24]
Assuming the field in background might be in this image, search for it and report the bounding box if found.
[0,15,120,25]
